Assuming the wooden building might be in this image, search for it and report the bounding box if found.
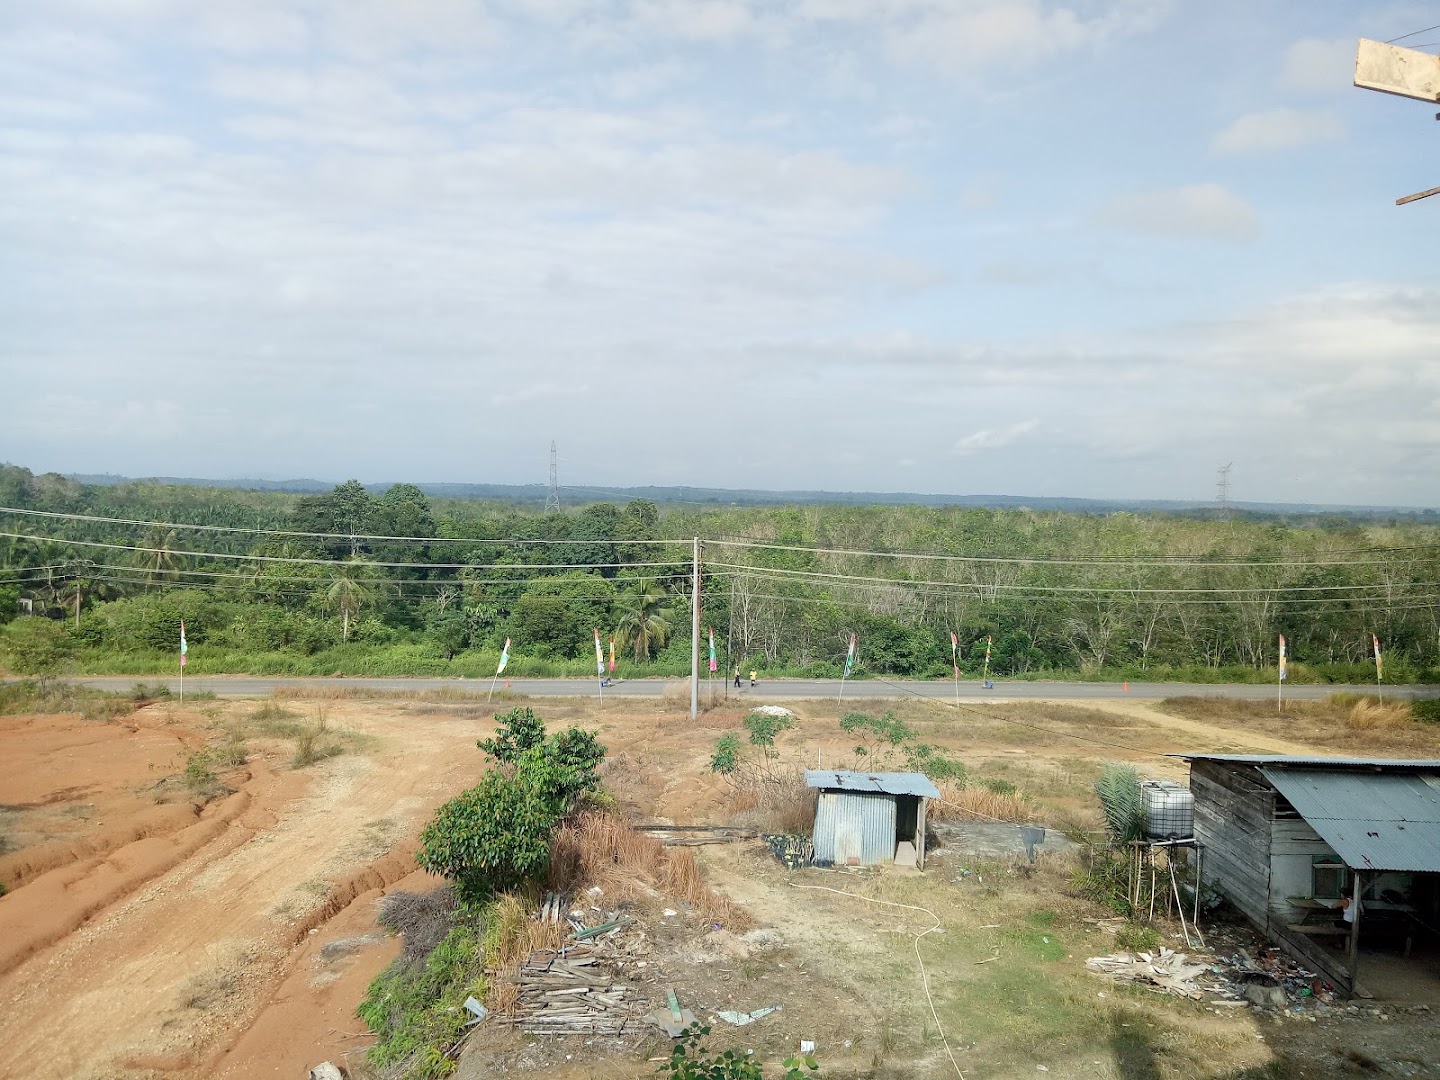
[1175,754,1440,995]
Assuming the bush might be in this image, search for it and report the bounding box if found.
[1413,698,1440,724]
[417,711,605,902]
[0,617,77,678]
[663,1024,819,1079]
[1115,922,1161,952]
[1095,763,1144,844]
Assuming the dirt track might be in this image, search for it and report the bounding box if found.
[0,691,1420,1079]
[0,700,481,1080]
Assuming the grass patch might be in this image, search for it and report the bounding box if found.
[0,680,134,722]
[291,708,345,768]
[1160,694,1440,756]
[358,918,487,1079]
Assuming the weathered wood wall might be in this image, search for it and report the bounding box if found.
[1190,760,1274,928]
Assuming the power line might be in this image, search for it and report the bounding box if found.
[0,532,690,571]
[704,536,1440,569]
[1386,22,1440,43]
[707,560,1440,596]
[0,506,691,546]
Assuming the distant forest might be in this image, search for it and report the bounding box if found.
[2,463,1438,682]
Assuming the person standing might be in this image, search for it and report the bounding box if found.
[733,666,741,688]
[749,669,757,687]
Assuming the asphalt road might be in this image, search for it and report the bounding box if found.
[61,675,1435,702]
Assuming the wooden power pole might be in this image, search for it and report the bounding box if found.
[1354,38,1440,204]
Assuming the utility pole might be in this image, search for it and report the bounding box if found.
[1354,38,1440,203]
[544,441,561,512]
[1216,463,1232,517]
[691,537,701,720]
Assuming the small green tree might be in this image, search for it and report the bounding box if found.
[420,710,605,902]
[0,617,77,683]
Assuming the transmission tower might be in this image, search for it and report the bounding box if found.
[1216,462,1232,516]
[545,440,561,512]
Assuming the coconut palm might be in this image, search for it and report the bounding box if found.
[326,563,372,643]
[613,578,672,663]
[140,527,184,585]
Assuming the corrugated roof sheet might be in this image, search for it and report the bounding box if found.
[1259,768,1440,873]
[1171,754,1440,769]
[804,769,941,799]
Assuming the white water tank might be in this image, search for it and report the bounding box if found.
[1141,780,1193,840]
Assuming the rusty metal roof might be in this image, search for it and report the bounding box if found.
[1259,768,1440,873]
[803,769,940,799]
[1171,754,1440,770]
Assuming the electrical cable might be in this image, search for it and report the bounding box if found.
[1387,22,1440,42]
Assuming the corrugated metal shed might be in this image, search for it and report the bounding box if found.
[804,770,941,799]
[1259,768,1440,873]
[813,791,898,865]
[1171,754,1440,770]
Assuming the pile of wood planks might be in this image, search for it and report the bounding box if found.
[502,943,646,1036]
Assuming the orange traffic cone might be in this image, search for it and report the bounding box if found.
[1123,681,1129,692]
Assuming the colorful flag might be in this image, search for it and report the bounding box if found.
[843,633,857,678]
[950,631,959,678]
[708,627,717,673]
[179,621,188,668]
[985,636,992,663]
[608,635,615,674]
[594,628,605,677]
[496,637,510,675]
[1278,634,1287,682]
[1373,634,1383,680]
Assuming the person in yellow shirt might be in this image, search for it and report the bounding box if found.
[749,670,757,687]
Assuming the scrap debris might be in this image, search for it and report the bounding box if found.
[502,941,641,1036]
[1085,948,1220,999]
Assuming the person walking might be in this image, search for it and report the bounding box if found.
[733,666,741,689]
[749,670,757,687]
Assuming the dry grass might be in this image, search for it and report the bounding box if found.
[1161,694,1437,755]
[485,892,569,1016]
[1346,698,1413,730]
[930,781,1047,825]
[547,809,749,929]
[723,763,816,834]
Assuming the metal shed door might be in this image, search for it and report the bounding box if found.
[834,792,897,865]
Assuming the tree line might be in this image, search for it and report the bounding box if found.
[1,463,1437,682]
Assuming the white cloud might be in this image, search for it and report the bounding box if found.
[1211,108,1345,155]
[952,419,1040,455]
[1097,183,1260,243]
[1279,37,1352,95]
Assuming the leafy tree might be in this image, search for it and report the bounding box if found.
[140,527,184,585]
[418,711,605,901]
[614,578,673,662]
[0,617,77,682]
[477,707,547,762]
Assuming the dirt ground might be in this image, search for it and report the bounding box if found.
[0,689,1437,1080]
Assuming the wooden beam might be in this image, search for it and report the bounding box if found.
[1397,185,1440,206]
[1355,38,1440,102]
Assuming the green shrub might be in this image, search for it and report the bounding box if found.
[358,921,485,1078]
[477,706,546,762]
[1115,922,1162,952]
[664,1024,819,1079]
[417,712,604,902]
[1095,764,1145,844]
[1413,699,1440,724]
[710,732,741,775]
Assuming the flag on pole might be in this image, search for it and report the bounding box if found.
[594,628,605,677]
[708,627,717,673]
[950,631,959,677]
[179,621,188,667]
[843,633,857,678]
[496,637,510,675]
[1278,634,1287,682]
[1373,634,1383,680]
[608,635,616,674]
[985,636,992,664]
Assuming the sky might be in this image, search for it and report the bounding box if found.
[2,1,1438,506]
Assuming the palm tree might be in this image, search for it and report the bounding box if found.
[140,527,183,585]
[326,563,371,643]
[613,579,672,663]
